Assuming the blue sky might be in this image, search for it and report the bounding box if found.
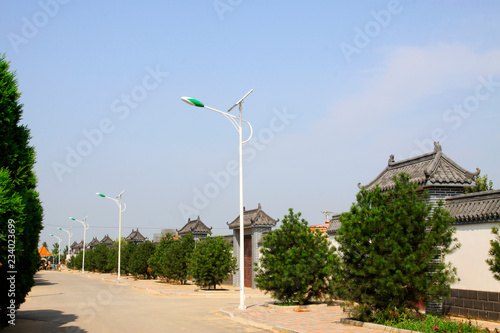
[1,1,499,248]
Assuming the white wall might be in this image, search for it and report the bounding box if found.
[448,222,500,292]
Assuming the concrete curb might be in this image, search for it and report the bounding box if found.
[265,303,328,310]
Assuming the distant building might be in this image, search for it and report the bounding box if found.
[153,229,177,242]
[177,216,212,240]
[125,228,147,244]
[87,237,100,249]
[100,234,114,247]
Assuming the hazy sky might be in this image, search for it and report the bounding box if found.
[1,1,499,248]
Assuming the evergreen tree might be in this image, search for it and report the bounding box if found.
[465,172,494,193]
[128,241,156,278]
[255,208,340,305]
[42,241,48,248]
[92,243,110,272]
[121,241,136,275]
[189,236,236,289]
[0,54,44,327]
[486,226,500,281]
[148,233,175,279]
[336,173,459,321]
[164,233,195,284]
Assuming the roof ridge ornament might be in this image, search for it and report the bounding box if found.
[388,154,395,166]
[434,141,442,153]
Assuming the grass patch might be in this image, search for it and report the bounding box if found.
[373,308,493,333]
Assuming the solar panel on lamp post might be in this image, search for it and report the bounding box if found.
[181,89,253,310]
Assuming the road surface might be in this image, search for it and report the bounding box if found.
[5,271,271,333]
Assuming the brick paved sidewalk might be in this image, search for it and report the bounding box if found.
[220,303,383,333]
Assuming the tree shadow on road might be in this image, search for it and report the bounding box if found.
[34,275,57,286]
[5,309,86,333]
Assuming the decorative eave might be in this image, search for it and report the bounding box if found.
[227,203,279,230]
[360,142,479,192]
[177,216,212,235]
[445,190,500,224]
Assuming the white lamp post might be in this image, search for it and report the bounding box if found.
[70,216,89,273]
[50,234,62,266]
[57,227,72,262]
[181,89,253,310]
[96,190,126,279]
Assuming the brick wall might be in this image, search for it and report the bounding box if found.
[444,289,500,321]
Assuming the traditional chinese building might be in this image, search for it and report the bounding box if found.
[326,142,500,320]
[177,216,212,240]
[100,234,114,247]
[227,203,278,288]
[87,237,101,249]
[125,228,147,244]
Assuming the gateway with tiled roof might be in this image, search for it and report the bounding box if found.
[227,203,278,229]
[227,203,278,289]
[177,216,212,240]
[362,142,480,192]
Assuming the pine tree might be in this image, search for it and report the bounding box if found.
[486,227,500,281]
[0,54,44,327]
[254,208,340,305]
[189,236,236,289]
[128,241,156,278]
[166,233,195,284]
[148,233,176,279]
[336,173,458,321]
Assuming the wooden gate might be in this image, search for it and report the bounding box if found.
[244,236,252,288]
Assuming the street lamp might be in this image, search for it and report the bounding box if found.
[70,216,89,273]
[96,190,126,279]
[57,227,72,263]
[49,234,62,266]
[181,89,253,310]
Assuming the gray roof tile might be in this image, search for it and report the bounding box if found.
[177,216,212,235]
[227,203,278,229]
[445,190,500,223]
[363,142,479,191]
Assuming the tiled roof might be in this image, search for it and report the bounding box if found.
[445,190,500,223]
[100,234,114,246]
[325,214,342,235]
[177,216,212,235]
[88,237,100,247]
[125,228,147,242]
[227,203,279,229]
[362,142,479,191]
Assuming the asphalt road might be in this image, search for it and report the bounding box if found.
[5,271,270,333]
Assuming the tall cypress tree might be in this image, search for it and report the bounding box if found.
[0,54,44,327]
